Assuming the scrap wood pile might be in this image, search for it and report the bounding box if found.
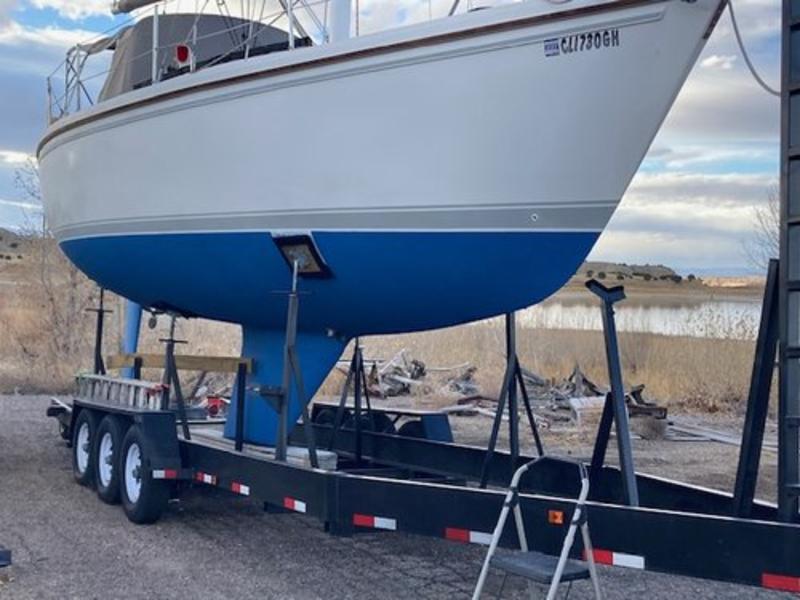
[336,348,478,399]
[454,365,667,431]
[520,365,667,426]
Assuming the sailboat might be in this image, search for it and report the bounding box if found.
[38,0,725,444]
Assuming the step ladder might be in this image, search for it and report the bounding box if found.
[472,458,602,600]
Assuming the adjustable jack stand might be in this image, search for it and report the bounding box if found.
[259,261,319,467]
[479,312,545,488]
[160,315,191,441]
[586,280,639,507]
[86,287,112,375]
[328,339,375,464]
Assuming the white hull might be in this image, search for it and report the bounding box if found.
[39,0,723,243]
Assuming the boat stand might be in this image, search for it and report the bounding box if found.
[328,338,376,464]
[85,288,111,375]
[479,312,544,488]
[159,316,192,441]
[256,261,319,467]
[586,280,639,506]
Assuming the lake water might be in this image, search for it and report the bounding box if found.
[516,298,763,340]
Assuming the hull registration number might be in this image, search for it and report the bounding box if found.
[544,29,620,57]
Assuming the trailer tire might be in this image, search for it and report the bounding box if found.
[120,425,169,524]
[398,420,425,439]
[72,409,100,487]
[314,408,338,426]
[95,415,126,505]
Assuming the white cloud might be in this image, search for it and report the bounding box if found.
[590,171,777,271]
[0,149,33,164]
[701,54,737,70]
[28,0,111,20]
[0,197,40,210]
[0,20,97,48]
[0,0,17,25]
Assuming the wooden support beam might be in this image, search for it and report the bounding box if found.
[107,353,253,374]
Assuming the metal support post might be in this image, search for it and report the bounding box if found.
[733,259,780,517]
[586,280,639,507]
[327,339,375,464]
[160,316,190,441]
[479,312,545,488]
[779,0,800,522]
[86,287,111,375]
[276,260,303,462]
[151,5,160,83]
[329,345,358,451]
[234,362,247,452]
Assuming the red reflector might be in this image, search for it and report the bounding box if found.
[584,549,614,565]
[445,528,470,543]
[763,573,800,592]
[353,514,374,527]
[176,45,190,64]
[164,469,177,479]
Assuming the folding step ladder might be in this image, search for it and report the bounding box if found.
[472,458,602,600]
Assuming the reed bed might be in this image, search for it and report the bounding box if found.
[319,323,759,414]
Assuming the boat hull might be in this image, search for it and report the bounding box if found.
[39,0,724,444]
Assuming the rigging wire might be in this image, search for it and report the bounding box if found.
[727,0,780,97]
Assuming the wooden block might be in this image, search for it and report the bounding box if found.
[107,353,252,374]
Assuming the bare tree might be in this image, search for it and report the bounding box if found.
[3,161,112,390]
[743,186,780,272]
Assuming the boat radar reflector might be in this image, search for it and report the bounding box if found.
[273,235,332,278]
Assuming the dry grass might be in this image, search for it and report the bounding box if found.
[321,322,759,414]
[0,239,760,413]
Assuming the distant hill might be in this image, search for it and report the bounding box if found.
[577,262,700,284]
[0,229,28,263]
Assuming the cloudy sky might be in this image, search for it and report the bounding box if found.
[0,0,781,274]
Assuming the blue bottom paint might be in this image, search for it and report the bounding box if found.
[120,299,142,379]
[223,328,345,445]
[62,230,598,445]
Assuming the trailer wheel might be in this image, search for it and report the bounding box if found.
[398,420,425,439]
[120,425,169,524]
[344,413,396,434]
[94,415,126,505]
[314,408,338,426]
[72,409,99,487]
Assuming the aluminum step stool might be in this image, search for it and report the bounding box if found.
[472,458,602,600]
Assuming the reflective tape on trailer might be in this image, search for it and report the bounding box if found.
[444,527,492,546]
[231,482,250,496]
[283,497,307,513]
[762,573,800,593]
[152,469,178,480]
[352,513,397,530]
[584,548,645,570]
[195,471,217,485]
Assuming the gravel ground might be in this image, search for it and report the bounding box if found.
[0,395,794,600]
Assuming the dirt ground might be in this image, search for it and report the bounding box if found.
[0,395,793,600]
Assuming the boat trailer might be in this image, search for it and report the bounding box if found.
[46,261,800,595]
